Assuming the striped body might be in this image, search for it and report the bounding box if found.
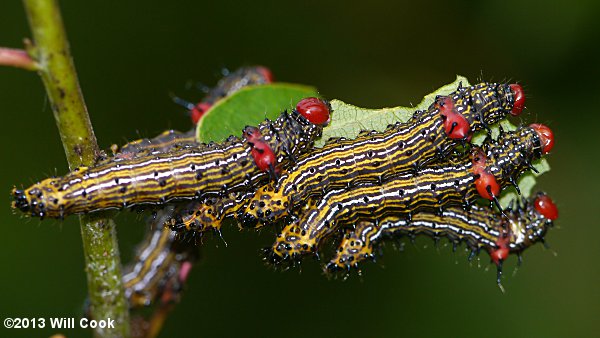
[123,206,198,308]
[242,82,519,226]
[328,193,553,275]
[267,126,544,261]
[13,109,323,218]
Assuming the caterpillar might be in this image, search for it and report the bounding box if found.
[240,82,526,228]
[185,66,273,124]
[11,97,331,218]
[326,192,558,285]
[109,66,273,160]
[122,206,199,308]
[265,124,553,263]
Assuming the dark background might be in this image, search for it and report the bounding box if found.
[1,1,599,337]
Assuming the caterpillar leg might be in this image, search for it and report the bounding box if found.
[166,191,252,238]
[239,183,291,228]
[326,222,380,272]
[264,201,331,266]
[164,199,223,235]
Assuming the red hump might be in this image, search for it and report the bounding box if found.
[474,171,500,200]
[509,84,525,116]
[437,96,471,140]
[250,140,277,173]
[296,97,330,126]
[534,193,559,220]
[530,123,554,154]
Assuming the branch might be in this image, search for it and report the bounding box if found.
[21,1,129,337]
[0,46,37,70]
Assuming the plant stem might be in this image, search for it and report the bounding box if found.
[21,1,129,337]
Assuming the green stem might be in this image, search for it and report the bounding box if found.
[21,1,129,337]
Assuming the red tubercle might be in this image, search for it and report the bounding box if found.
[509,83,525,116]
[191,102,212,124]
[250,140,278,173]
[243,126,278,172]
[530,123,554,154]
[256,66,274,83]
[474,171,500,200]
[296,97,331,126]
[489,235,510,265]
[437,96,471,140]
[534,194,559,220]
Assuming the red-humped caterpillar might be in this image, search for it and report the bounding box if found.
[11,98,331,218]
[240,82,526,228]
[122,206,199,308]
[108,66,273,160]
[184,66,273,124]
[326,192,558,285]
[265,124,554,264]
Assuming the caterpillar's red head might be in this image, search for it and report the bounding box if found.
[530,123,554,154]
[255,66,274,83]
[190,102,212,124]
[296,97,331,126]
[534,193,558,220]
[509,84,525,116]
[436,96,470,140]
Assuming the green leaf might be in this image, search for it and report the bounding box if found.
[497,158,550,208]
[196,83,318,142]
[317,75,471,147]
